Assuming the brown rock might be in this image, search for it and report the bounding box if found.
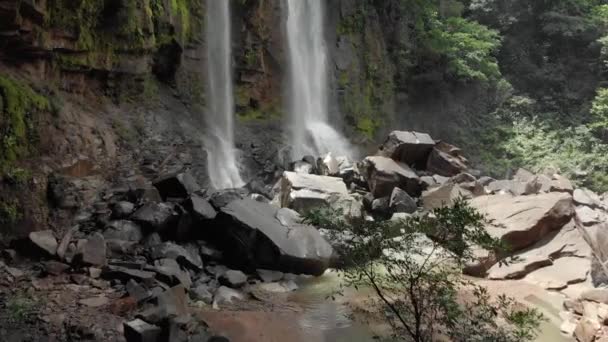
[470,193,574,251]
[361,156,422,198]
[421,183,471,210]
[426,141,469,177]
[581,289,608,304]
[377,131,435,167]
[574,318,600,342]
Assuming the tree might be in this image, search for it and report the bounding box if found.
[304,199,543,342]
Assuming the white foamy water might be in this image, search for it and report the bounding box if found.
[204,0,244,190]
[285,0,353,159]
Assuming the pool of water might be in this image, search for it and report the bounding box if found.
[200,272,571,342]
[288,272,571,342]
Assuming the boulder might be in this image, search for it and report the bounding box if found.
[153,172,200,200]
[477,176,495,187]
[513,168,535,182]
[320,153,340,176]
[548,174,574,193]
[219,270,248,288]
[426,144,468,177]
[257,269,284,283]
[215,198,333,275]
[486,179,537,196]
[389,188,417,214]
[574,188,602,208]
[151,258,192,288]
[28,230,57,256]
[581,289,608,304]
[278,171,350,213]
[433,175,450,185]
[574,318,600,342]
[451,173,476,184]
[371,196,391,216]
[577,206,603,226]
[124,319,162,342]
[213,286,244,308]
[149,242,203,271]
[292,161,313,174]
[112,201,135,218]
[421,183,471,210]
[361,156,421,198]
[419,176,436,189]
[470,193,574,251]
[151,285,189,318]
[185,194,217,221]
[126,279,152,302]
[104,220,144,242]
[102,265,156,284]
[209,189,247,209]
[79,233,106,267]
[377,131,435,167]
[191,284,214,304]
[131,202,177,232]
[43,261,70,276]
[525,257,589,290]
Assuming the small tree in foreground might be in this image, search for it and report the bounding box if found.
[304,199,543,342]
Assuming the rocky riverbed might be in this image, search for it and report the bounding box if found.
[0,129,605,341]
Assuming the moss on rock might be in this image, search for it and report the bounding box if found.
[0,76,49,169]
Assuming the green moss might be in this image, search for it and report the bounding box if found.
[48,0,203,73]
[0,76,49,169]
[0,200,21,226]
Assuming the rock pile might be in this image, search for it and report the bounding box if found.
[5,171,332,341]
[4,129,607,341]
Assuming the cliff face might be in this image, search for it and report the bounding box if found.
[0,0,603,240]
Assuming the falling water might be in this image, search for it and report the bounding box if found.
[204,0,244,189]
[285,0,353,159]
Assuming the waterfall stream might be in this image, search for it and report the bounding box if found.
[285,0,353,159]
[204,0,244,190]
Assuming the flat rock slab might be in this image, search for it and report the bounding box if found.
[486,220,591,279]
[79,296,109,307]
[216,198,333,276]
[525,257,589,290]
[470,193,574,251]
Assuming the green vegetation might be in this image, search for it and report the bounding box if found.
[6,293,39,323]
[0,76,49,171]
[426,17,501,81]
[47,0,202,71]
[304,199,543,342]
[0,200,21,226]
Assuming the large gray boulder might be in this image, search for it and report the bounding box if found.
[215,198,333,275]
[278,171,355,215]
[377,131,435,167]
[131,202,178,232]
[152,171,200,200]
[470,193,574,251]
[361,156,421,198]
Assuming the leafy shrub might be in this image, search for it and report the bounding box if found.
[304,199,543,342]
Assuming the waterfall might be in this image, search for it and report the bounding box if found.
[204,0,244,189]
[285,0,353,160]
